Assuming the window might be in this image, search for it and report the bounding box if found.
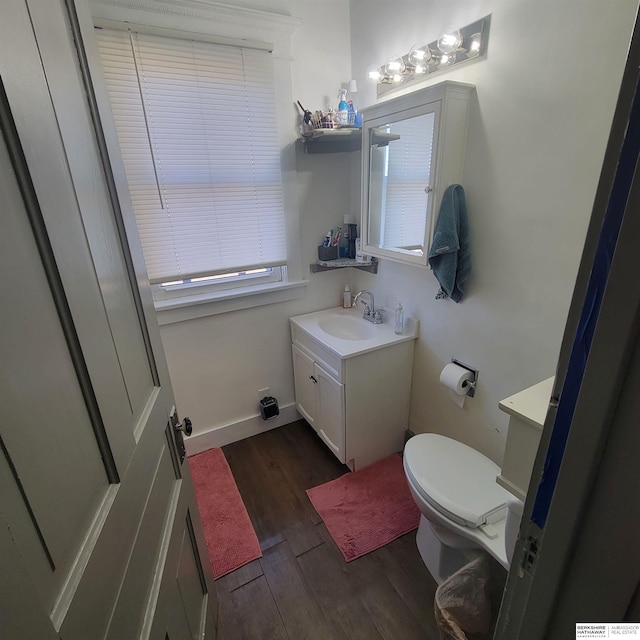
[95,28,288,299]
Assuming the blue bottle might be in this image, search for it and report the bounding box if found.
[337,89,348,126]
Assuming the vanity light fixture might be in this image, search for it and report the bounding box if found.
[371,15,491,96]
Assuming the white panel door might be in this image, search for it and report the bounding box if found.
[0,1,216,638]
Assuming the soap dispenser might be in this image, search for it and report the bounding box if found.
[343,284,352,308]
[394,302,404,334]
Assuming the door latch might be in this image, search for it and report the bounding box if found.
[170,408,192,464]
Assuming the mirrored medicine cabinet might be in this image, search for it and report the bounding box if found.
[360,81,474,268]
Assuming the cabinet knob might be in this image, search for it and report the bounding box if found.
[309,375,318,384]
[424,186,433,194]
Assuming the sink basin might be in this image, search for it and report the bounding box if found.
[290,307,418,359]
[318,314,377,340]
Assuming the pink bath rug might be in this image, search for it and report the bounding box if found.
[189,447,262,578]
[306,453,420,562]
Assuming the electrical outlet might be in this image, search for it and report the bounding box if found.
[259,387,270,401]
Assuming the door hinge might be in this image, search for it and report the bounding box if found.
[522,535,540,572]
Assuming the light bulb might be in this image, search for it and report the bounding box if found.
[408,44,428,66]
[437,27,462,54]
[366,66,384,82]
[466,32,482,58]
[414,63,427,75]
[392,73,404,83]
[439,52,457,67]
[409,44,436,68]
[384,57,405,76]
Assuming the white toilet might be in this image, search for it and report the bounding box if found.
[403,433,523,584]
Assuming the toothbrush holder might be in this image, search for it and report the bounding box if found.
[318,245,338,261]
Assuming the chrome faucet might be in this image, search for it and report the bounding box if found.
[353,290,383,324]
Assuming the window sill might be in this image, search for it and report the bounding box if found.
[154,279,309,325]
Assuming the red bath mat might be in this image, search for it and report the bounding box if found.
[306,453,420,562]
[189,448,262,578]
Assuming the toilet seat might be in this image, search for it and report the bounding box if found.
[404,433,510,528]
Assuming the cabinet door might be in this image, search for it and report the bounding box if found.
[315,364,346,463]
[292,345,317,428]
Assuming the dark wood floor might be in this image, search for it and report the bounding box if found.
[215,419,441,640]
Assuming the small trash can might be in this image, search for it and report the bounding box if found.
[434,555,505,640]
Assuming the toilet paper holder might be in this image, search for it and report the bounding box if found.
[451,358,478,397]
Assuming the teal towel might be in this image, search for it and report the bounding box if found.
[428,184,470,303]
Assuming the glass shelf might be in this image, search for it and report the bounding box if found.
[298,127,400,154]
[298,128,362,153]
[310,258,378,273]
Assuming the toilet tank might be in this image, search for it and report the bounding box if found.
[497,377,554,500]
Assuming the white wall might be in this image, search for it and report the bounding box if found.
[348,0,638,462]
[140,0,637,463]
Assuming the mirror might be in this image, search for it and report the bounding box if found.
[367,112,436,258]
[360,82,472,267]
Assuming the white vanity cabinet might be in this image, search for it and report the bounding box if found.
[290,308,418,471]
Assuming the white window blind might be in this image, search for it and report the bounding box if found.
[95,28,287,284]
[383,112,435,249]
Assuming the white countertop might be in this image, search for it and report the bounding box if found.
[498,376,555,430]
[290,306,419,359]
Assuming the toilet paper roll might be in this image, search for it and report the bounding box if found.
[440,363,474,407]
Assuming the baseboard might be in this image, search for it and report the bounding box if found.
[185,402,300,455]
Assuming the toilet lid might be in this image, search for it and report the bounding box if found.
[404,433,509,528]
